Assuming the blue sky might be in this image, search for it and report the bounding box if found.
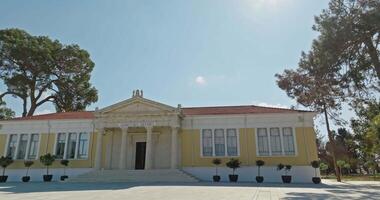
[0,0,352,135]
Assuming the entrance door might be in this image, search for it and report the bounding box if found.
[135,142,146,170]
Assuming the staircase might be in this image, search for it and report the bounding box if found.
[68,169,200,183]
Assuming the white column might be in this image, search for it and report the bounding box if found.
[94,128,104,170]
[145,126,153,170]
[119,128,128,169]
[171,127,179,169]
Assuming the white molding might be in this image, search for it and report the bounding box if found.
[200,128,240,158]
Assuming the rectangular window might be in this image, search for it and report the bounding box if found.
[77,132,89,159]
[214,129,225,156]
[202,129,213,156]
[283,127,295,155]
[28,134,39,159]
[257,128,269,156]
[55,133,66,159]
[227,129,238,156]
[17,134,29,159]
[270,128,282,155]
[67,133,77,159]
[7,134,18,158]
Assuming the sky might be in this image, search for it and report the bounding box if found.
[0,0,354,137]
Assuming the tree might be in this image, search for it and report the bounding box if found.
[351,100,380,172]
[0,28,98,116]
[276,40,343,182]
[313,0,380,100]
[0,99,14,119]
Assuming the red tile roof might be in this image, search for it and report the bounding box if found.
[4,105,310,121]
[182,105,310,115]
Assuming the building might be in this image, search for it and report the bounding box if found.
[0,90,318,182]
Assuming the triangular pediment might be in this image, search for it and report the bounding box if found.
[98,96,177,115]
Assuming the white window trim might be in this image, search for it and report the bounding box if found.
[200,128,240,158]
[4,133,41,160]
[27,134,40,160]
[53,132,90,160]
[255,127,298,157]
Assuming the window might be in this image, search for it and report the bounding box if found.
[56,133,66,159]
[214,129,225,156]
[270,128,282,156]
[227,129,238,156]
[202,129,213,156]
[77,133,89,159]
[6,134,18,158]
[201,128,239,157]
[67,133,77,159]
[257,127,297,156]
[257,128,269,156]
[283,127,295,155]
[28,134,39,159]
[17,134,29,159]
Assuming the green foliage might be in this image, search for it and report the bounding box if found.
[0,156,13,168]
[277,163,292,175]
[0,156,13,176]
[0,100,14,119]
[0,28,98,116]
[311,160,320,169]
[24,160,34,168]
[226,158,241,175]
[40,153,56,175]
[212,158,221,166]
[60,159,69,167]
[337,160,346,168]
[319,163,329,172]
[256,160,265,167]
[312,0,380,96]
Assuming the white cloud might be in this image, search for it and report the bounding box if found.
[252,101,289,109]
[195,76,207,85]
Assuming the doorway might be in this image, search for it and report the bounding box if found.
[135,142,146,170]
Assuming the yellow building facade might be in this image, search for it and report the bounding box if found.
[0,90,318,182]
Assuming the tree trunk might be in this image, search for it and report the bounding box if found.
[323,105,342,182]
[365,37,380,81]
[22,98,27,117]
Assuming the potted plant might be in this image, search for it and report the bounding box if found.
[0,156,13,183]
[40,153,56,182]
[277,163,292,183]
[60,160,69,181]
[255,160,265,183]
[226,158,241,182]
[212,158,222,182]
[311,160,321,184]
[22,161,34,182]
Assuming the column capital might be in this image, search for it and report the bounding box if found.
[145,126,153,132]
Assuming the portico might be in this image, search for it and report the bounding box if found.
[93,90,182,170]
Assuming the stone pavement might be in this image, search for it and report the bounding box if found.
[0,180,379,200]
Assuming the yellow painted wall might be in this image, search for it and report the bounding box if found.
[0,132,96,169]
[181,127,318,167]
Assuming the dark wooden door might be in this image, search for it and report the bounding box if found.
[135,142,146,170]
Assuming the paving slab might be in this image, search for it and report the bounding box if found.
[0,180,379,200]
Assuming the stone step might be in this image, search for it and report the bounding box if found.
[68,169,199,183]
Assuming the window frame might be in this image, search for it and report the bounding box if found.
[255,127,298,157]
[200,128,240,158]
[4,133,40,160]
[53,132,90,160]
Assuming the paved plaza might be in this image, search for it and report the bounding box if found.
[0,180,379,200]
